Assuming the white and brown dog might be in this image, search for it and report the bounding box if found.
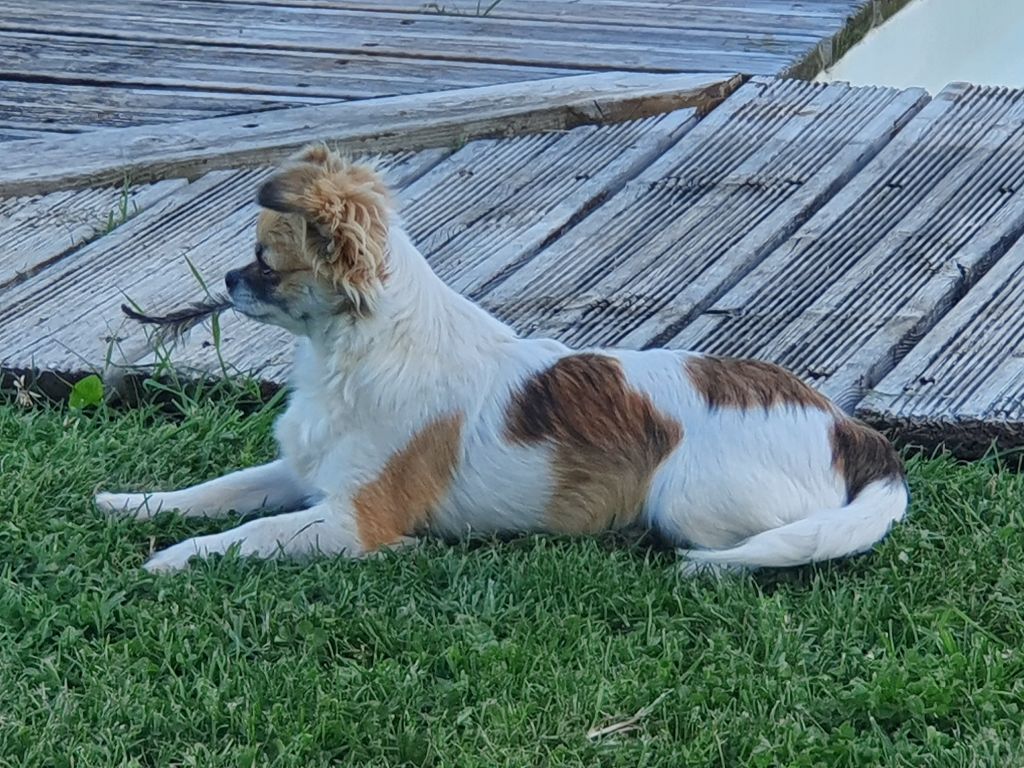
[96,144,908,574]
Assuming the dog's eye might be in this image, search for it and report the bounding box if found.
[255,244,274,277]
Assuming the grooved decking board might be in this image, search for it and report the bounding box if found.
[0,170,263,377]
[0,151,447,377]
[0,31,574,101]
[406,112,697,295]
[481,78,927,348]
[0,180,187,291]
[858,235,1024,457]
[670,84,1024,412]
[135,112,698,379]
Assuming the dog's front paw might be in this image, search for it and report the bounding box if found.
[94,491,158,519]
[143,541,199,574]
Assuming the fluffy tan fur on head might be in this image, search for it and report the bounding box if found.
[257,143,392,312]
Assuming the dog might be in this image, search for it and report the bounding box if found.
[95,143,908,574]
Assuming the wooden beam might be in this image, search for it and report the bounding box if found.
[0,71,742,197]
[787,0,917,80]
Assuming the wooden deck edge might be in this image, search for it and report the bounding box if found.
[9,358,1016,463]
[1,366,281,412]
[785,0,917,80]
[855,407,1024,462]
[0,71,743,197]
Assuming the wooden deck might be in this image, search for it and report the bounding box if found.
[0,0,892,136]
[6,0,1024,459]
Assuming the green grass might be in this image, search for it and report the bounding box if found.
[103,175,138,235]
[2,385,1023,767]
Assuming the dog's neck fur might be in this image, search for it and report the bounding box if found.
[295,222,519,414]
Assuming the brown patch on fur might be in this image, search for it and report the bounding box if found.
[830,418,905,502]
[505,354,682,533]
[257,145,392,310]
[256,210,309,273]
[353,414,463,551]
[684,355,833,412]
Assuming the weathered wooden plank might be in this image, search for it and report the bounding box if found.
[0,80,328,132]
[154,112,698,380]
[0,151,447,377]
[0,0,880,142]
[0,127,69,142]
[189,0,864,20]
[0,0,868,141]
[0,1,793,74]
[2,0,817,51]
[668,83,1024,412]
[0,31,575,102]
[0,180,187,291]
[205,0,848,35]
[858,235,1024,457]
[481,78,927,348]
[0,71,741,197]
[409,111,697,294]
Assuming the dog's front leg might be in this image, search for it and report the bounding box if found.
[95,459,313,520]
[141,498,401,573]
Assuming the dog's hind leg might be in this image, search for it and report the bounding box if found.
[95,459,313,520]
[140,498,395,573]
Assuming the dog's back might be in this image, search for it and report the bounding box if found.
[424,345,906,572]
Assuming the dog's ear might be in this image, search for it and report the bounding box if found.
[291,141,341,169]
[282,141,352,174]
[258,151,392,311]
[256,161,323,215]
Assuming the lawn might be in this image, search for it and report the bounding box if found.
[1,382,1023,767]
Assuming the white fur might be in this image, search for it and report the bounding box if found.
[97,214,907,573]
[677,479,908,569]
[95,459,308,520]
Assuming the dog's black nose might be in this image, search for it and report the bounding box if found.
[225,269,241,292]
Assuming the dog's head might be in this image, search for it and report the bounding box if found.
[226,143,392,332]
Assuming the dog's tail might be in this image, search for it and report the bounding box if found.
[679,478,909,570]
